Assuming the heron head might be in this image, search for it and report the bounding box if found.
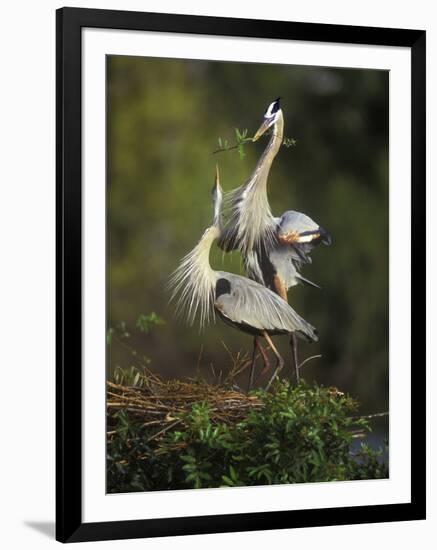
[253,98,282,141]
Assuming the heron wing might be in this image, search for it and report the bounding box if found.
[277,211,320,235]
[277,212,331,244]
[276,211,331,263]
[214,272,318,342]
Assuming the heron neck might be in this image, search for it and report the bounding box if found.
[213,199,223,230]
[172,224,220,329]
[195,225,221,280]
[253,111,284,189]
[235,113,283,251]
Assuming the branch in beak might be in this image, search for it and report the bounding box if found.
[252,118,273,142]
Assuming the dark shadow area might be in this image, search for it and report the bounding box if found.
[24,521,55,539]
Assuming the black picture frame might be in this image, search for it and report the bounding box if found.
[56,6,426,543]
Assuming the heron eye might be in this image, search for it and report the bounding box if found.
[265,99,280,117]
[270,102,279,114]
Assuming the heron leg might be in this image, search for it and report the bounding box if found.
[290,334,300,383]
[257,340,272,378]
[264,332,285,391]
[247,337,258,392]
[252,339,273,387]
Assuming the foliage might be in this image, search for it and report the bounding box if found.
[136,312,165,333]
[214,127,297,159]
[107,375,388,493]
[107,313,166,379]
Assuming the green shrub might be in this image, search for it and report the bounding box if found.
[107,379,388,493]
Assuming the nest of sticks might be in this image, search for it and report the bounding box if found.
[106,367,263,443]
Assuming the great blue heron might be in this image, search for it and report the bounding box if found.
[218,98,331,382]
[169,167,318,390]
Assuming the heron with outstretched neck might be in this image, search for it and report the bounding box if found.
[169,166,318,391]
[218,98,331,385]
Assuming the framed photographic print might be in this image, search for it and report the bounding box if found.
[56,7,426,543]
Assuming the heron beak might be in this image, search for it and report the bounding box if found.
[252,118,272,142]
[215,163,220,184]
[214,163,222,192]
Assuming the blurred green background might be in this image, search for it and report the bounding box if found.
[107,55,389,417]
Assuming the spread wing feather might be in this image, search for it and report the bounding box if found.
[277,211,332,246]
[277,211,320,235]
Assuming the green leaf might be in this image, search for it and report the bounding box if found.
[221,475,235,486]
[136,312,165,333]
[229,465,238,482]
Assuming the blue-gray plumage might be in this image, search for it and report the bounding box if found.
[214,273,318,342]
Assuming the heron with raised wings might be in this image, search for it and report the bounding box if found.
[169,167,318,391]
[218,98,331,383]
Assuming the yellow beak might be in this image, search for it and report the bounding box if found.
[252,118,272,142]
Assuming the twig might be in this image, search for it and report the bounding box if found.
[111,334,162,385]
[212,138,253,155]
[146,420,182,443]
[196,344,203,380]
[220,340,237,364]
[210,362,216,380]
[297,354,322,370]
